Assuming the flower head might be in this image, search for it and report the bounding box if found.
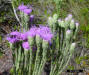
[22,42,30,50]
[18,4,28,11]
[6,37,17,43]
[6,31,21,43]
[70,43,76,53]
[20,33,28,40]
[27,26,37,37]
[23,9,32,14]
[66,30,72,40]
[42,33,53,41]
[10,31,20,36]
[37,26,53,42]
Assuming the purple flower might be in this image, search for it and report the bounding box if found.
[20,33,28,40]
[18,4,28,11]
[23,9,32,14]
[22,42,30,50]
[6,31,21,43]
[6,37,17,43]
[37,26,53,41]
[10,31,21,40]
[18,4,32,14]
[18,27,37,41]
[42,33,53,41]
[10,31,21,36]
[26,26,37,37]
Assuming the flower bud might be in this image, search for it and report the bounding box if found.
[48,17,54,28]
[73,22,79,39]
[67,14,72,20]
[66,30,72,40]
[70,19,75,29]
[58,19,65,28]
[75,22,79,29]
[65,17,70,28]
[65,14,72,25]
[65,17,69,21]
[70,43,76,53]
[53,14,58,22]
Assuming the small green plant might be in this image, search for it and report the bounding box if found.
[75,55,89,68]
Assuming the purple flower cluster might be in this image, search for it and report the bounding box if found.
[6,31,21,43]
[6,26,53,50]
[18,4,32,15]
[37,26,53,42]
[18,4,34,24]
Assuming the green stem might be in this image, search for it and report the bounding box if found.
[38,47,47,75]
[57,54,72,75]
[29,48,33,75]
[33,46,40,75]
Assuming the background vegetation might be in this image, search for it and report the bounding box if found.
[0,0,89,73]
